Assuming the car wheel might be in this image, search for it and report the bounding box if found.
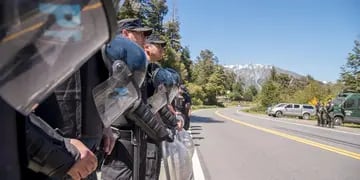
[275,111,282,117]
[302,113,310,120]
[334,116,343,126]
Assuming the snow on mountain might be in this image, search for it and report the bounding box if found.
[224,64,305,90]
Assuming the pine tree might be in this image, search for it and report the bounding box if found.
[340,40,360,92]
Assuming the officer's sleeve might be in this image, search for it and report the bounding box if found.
[34,93,65,131]
[26,114,80,178]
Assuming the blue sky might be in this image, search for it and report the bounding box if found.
[166,0,360,82]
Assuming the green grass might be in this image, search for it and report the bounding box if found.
[223,101,240,107]
[343,123,360,128]
[192,105,218,110]
[242,106,267,114]
[221,101,257,108]
[244,110,265,115]
[242,107,317,121]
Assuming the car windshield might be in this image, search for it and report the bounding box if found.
[333,97,345,105]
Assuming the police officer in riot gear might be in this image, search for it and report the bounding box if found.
[100,18,174,180]
[142,34,181,180]
[158,68,181,130]
[173,85,192,130]
[318,99,335,128]
[0,0,118,179]
[158,69,194,180]
[145,67,181,180]
[316,101,322,126]
[35,50,117,180]
[325,99,335,128]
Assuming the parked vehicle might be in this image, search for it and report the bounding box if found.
[266,103,286,116]
[268,103,316,120]
[331,92,360,126]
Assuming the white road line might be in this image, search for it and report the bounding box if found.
[188,127,206,180]
[236,110,360,136]
[192,149,205,180]
[187,109,213,180]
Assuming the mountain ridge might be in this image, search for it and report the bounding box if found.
[224,64,307,90]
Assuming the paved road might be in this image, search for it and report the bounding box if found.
[190,107,360,180]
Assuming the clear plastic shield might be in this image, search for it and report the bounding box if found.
[147,84,168,114]
[168,86,179,104]
[161,137,193,180]
[92,60,138,128]
[0,0,112,115]
[177,130,195,158]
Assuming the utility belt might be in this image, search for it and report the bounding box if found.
[96,127,141,172]
[111,126,135,141]
[175,108,186,113]
[111,126,143,180]
[146,136,158,145]
[110,126,146,148]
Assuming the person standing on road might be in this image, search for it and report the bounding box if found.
[173,85,192,130]
[316,101,322,126]
[325,99,335,128]
[143,34,169,180]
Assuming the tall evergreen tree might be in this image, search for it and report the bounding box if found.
[118,0,142,19]
[141,0,168,33]
[340,40,360,92]
[259,80,280,107]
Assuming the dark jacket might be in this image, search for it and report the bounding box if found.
[141,63,161,102]
[173,92,191,113]
[37,52,108,140]
[0,98,23,180]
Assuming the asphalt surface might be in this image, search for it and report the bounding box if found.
[190,107,360,180]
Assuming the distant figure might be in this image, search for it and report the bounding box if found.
[316,101,322,126]
[325,99,334,128]
[173,85,192,130]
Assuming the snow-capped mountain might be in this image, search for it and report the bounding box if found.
[225,64,305,90]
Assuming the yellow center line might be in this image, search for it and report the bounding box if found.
[215,110,360,160]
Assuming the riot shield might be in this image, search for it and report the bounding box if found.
[177,130,195,158]
[161,136,193,180]
[0,0,117,115]
[168,86,179,104]
[147,84,168,114]
[148,67,176,114]
[92,60,139,128]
